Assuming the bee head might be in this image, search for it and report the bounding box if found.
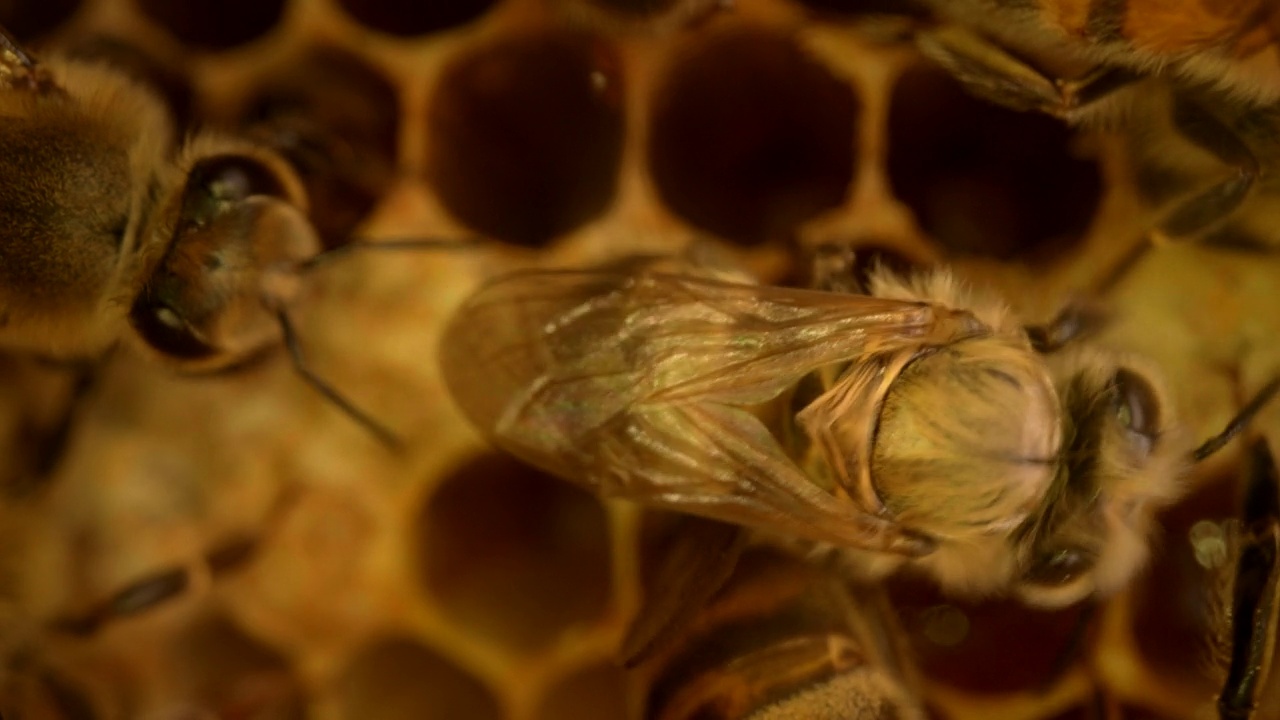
[130,138,319,372]
[1012,355,1186,608]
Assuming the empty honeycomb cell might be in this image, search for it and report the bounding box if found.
[417,454,612,653]
[796,0,926,18]
[0,0,79,40]
[649,28,856,246]
[233,47,400,248]
[137,0,285,50]
[1129,472,1240,694]
[886,64,1102,261]
[425,31,624,247]
[535,663,628,720]
[580,0,681,17]
[168,615,306,719]
[336,0,498,38]
[886,576,1090,694]
[337,637,501,720]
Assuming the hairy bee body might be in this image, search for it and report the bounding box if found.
[0,58,172,358]
[929,0,1280,103]
[0,27,404,444]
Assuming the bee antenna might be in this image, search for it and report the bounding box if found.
[294,237,479,273]
[276,309,404,451]
[1192,378,1280,462]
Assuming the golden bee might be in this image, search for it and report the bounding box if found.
[440,256,1277,608]
[0,26,407,445]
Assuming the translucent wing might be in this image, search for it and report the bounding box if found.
[440,269,976,553]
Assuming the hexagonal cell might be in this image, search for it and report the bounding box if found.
[338,637,501,720]
[886,576,1090,694]
[886,64,1102,261]
[650,27,857,246]
[138,0,286,50]
[336,0,499,37]
[167,615,306,719]
[417,454,612,654]
[425,31,624,247]
[1129,470,1241,695]
[0,0,80,41]
[535,663,628,720]
[232,47,400,248]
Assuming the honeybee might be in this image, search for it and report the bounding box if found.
[0,25,408,446]
[633,524,923,720]
[440,259,1278,608]
[852,1,1280,257]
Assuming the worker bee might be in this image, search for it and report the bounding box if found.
[0,25,424,447]
[440,256,1278,608]
[633,521,924,720]
[837,0,1280,260]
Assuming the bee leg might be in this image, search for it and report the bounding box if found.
[914,25,1139,118]
[275,309,404,451]
[1154,96,1260,245]
[52,568,190,637]
[1217,438,1280,720]
[619,516,748,668]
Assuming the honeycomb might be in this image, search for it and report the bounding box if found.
[0,0,1276,719]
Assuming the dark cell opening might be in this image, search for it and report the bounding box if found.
[886,575,1090,693]
[426,32,624,247]
[138,0,285,50]
[887,64,1102,261]
[0,0,81,42]
[337,0,499,38]
[417,454,612,653]
[649,29,857,246]
[339,638,502,720]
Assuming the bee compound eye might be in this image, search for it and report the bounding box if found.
[129,292,217,361]
[194,155,287,201]
[1022,547,1094,587]
[181,155,289,229]
[1111,368,1160,451]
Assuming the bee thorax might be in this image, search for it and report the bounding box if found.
[869,338,1061,541]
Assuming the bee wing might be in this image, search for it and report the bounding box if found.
[441,270,970,553]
